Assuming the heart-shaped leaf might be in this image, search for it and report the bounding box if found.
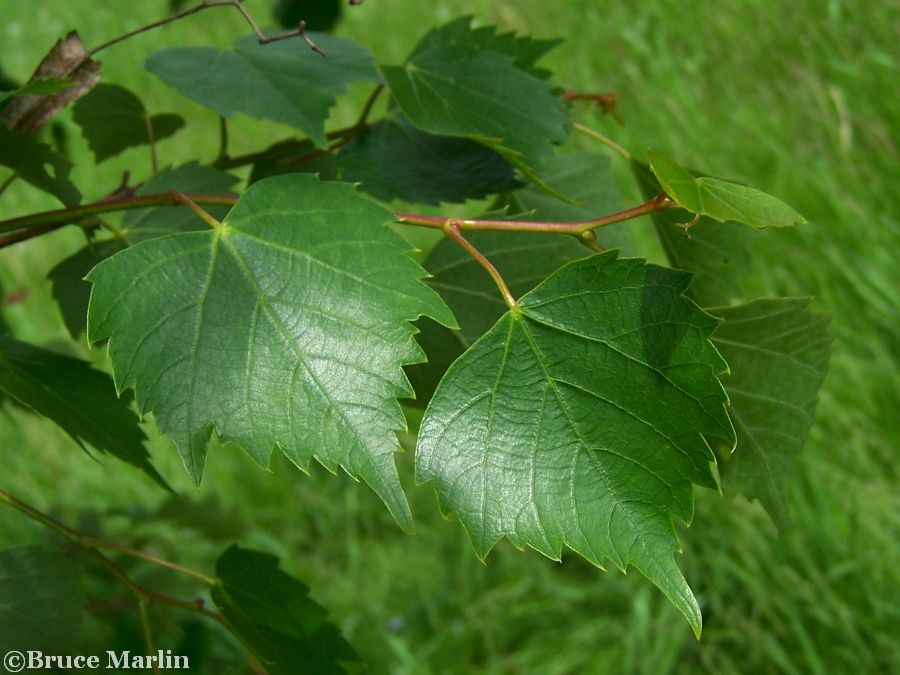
[87,175,454,530]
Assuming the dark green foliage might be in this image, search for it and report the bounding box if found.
[72,84,184,162]
[211,546,360,674]
[0,124,80,205]
[0,336,167,488]
[338,115,519,205]
[272,0,342,32]
[0,545,87,653]
[145,34,382,146]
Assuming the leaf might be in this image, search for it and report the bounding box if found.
[382,46,569,189]
[72,84,184,163]
[145,34,382,147]
[0,336,167,489]
[0,124,81,205]
[406,153,622,405]
[417,252,735,636]
[409,16,560,79]
[211,545,360,674]
[648,150,805,229]
[1,31,100,132]
[0,545,87,653]
[709,298,831,529]
[338,114,519,205]
[0,78,76,105]
[87,175,455,529]
[49,240,126,338]
[121,162,240,243]
[47,164,237,336]
[633,159,753,306]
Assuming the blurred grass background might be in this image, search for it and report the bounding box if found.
[1,0,898,672]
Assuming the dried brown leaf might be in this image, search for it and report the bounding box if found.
[1,31,101,132]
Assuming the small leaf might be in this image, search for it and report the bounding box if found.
[0,78,76,105]
[0,124,80,205]
[410,16,560,79]
[121,162,240,243]
[72,84,184,163]
[710,298,831,529]
[0,545,87,653]
[338,114,519,205]
[1,31,100,132]
[0,336,167,489]
[145,34,382,147]
[417,252,735,636]
[648,150,805,229]
[633,159,754,306]
[87,175,454,529]
[211,545,360,674]
[382,46,568,189]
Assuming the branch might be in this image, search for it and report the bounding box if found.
[0,490,215,585]
[573,123,632,160]
[397,194,676,236]
[0,191,238,243]
[563,90,621,123]
[88,0,325,58]
[443,221,516,309]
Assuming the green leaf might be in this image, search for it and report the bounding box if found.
[417,252,735,636]
[211,545,360,674]
[382,46,568,189]
[0,545,87,653]
[648,150,805,229]
[122,162,240,243]
[47,163,237,337]
[406,152,623,405]
[633,159,753,306]
[49,239,126,338]
[72,83,184,162]
[409,16,560,79]
[710,298,831,529]
[0,124,80,206]
[338,114,518,205]
[0,336,167,489]
[145,34,382,147]
[0,77,76,105]
[87,175,454,529]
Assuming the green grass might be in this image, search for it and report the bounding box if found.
[1,1,898,673]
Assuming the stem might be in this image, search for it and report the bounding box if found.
[88,0,324,58]
[563,90,622,123]
[213,122,365,170]
[217,116,229,162]
[0,223,61,249]
[443,222,516,309]
[0,174,17,198]
[171,190,223,229]
[0,490,216,585]
[397,194,675,236]
[277,134,355,167]
[573,123,632,160]
[89,547,228,626]
[0,191,237,241]
[136,598,161,675]
[144,115,159,174]
[356,84,384,127]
